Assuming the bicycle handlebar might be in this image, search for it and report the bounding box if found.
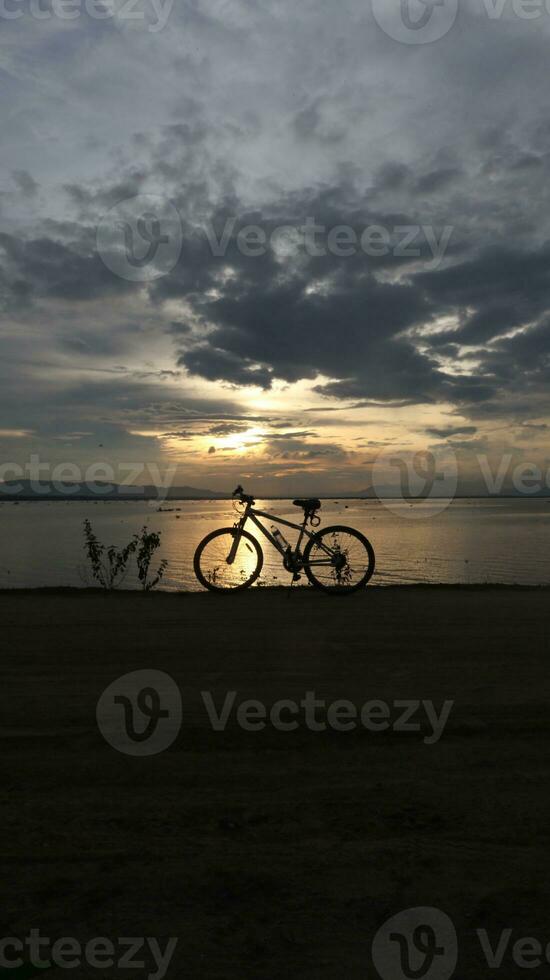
[232,485,255,504]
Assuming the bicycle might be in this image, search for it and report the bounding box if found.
[193,485,375,594]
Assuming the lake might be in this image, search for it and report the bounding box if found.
[0,497,549,590]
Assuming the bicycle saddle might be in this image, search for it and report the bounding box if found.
[293,498,321,513]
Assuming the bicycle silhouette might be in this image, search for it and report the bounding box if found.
[193,486,375,594]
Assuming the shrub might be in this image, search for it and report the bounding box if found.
[82,520,168,591]
[82,518,137,590]
[135,526,168,591]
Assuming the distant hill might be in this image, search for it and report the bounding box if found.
[2,481,548,502]
[0,481,229,501]
[350,486,550,498]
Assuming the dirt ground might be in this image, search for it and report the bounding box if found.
[2,587,550,979]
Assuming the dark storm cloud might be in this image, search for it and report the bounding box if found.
[180,348,274,390]
[475,320,550,400]
[168,215,550,414]
[151,186,456,405]
[417,244,550,347]
[0,231,134,307]
[4,168,550,429]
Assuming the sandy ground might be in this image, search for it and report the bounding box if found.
[2,587,550,979]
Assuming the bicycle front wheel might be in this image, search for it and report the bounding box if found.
[193,527,263,592]
[303,525,375,594]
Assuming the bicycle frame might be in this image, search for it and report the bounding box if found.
[228,500,334,566]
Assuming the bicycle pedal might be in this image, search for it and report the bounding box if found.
[292,573,301,581]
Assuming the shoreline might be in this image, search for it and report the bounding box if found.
[1,582,550,595]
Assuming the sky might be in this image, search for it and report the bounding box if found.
[1,0,550,496]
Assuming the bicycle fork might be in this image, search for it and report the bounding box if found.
[226,522,245,564]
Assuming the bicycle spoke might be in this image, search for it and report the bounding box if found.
[196,531,261,590]
[306,528,374,591]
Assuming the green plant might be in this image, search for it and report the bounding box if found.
[83,518,137,590]
[82,520,168,591]
[134,525,168,591]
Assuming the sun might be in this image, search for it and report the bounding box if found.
[212,427,265,454]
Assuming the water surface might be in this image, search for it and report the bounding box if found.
[0,497,548,590]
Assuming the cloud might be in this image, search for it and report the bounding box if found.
[180,347,274,390]
[2,0,550,491]
[207,422,250,436]
[414,168,462,195]
[263,435,347,460]
[0,231,134,307]
[12,170,39,197]
[426,426,478,439]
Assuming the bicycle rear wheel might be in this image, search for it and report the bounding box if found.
[303,525,375,594]
[194,527,263,592]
